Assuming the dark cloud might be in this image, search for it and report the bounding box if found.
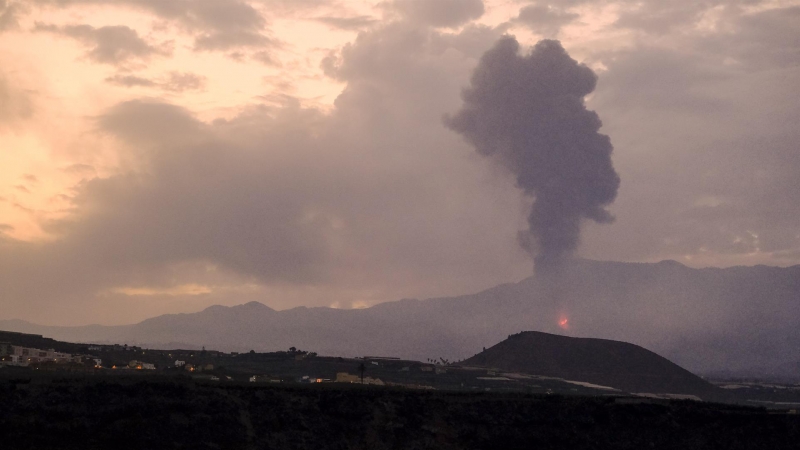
[106,72,207,92]
[33,0,265,33]
[609,0,794,39]
[385,0,485,27]
[313,15,377,30]
[0,0,24,32]
[774,248,800,260]
[170,0,266,32]
[251,50,281,66]
[32,0,274,51]
[4,2,800,327]
[590,47,728,113]
[324,21,503,93]
[255,0,334,13]
[613,1,713,35]
[97,100,208,148]
[160,72,206,91]
[428,23,512,59]
[0,102,331,322]
[446,37,620,269]
[0,224,14,239]
[105,74,157,88]
[705,6,800,68]
[34,23,170,64]
[260,73,296,95]
[10,201,33,213]
[62,163,97,176]
[67,103,333,284]
[579,21,800,265]
[0,21,532,324]
[0,72,33,126]
[513,3,578,37]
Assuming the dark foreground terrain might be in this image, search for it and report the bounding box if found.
[1,374,798,450]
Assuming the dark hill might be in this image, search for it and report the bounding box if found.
[0,330,89,354]
[463,331,715,397]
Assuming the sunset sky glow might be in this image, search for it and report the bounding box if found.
[2,0,799,325]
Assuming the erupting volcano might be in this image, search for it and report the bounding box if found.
[445,37,620,272]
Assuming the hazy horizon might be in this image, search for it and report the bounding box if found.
[6,256,796,328]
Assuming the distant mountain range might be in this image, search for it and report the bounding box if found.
[2,259,799,378]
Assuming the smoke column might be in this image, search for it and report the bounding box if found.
[445,37,620,270]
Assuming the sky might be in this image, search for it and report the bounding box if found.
[1,0,799,326]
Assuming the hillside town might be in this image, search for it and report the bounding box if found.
[0,338,423,387]
[0,331,443,388]
[0,342,82,366]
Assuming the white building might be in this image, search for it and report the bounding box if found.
[175,360,185,367]
[10,346,78,364]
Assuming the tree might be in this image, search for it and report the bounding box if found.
[359,360,366,384]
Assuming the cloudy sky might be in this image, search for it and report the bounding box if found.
[1,0,799,325]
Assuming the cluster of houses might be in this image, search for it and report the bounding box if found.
[174,359,214,372]
[334,372,385,385]
[0,343,212,371]
[0,342,84,366]
[245,373,386,385]
[0,337,448,389]
[124,360,156,370]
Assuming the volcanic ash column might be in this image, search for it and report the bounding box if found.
[444,37,620,273]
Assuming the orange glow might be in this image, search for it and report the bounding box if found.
[558,316,569,330]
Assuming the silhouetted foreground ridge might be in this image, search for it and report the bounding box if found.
[1,377,799,450]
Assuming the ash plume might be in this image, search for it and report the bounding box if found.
[445,37,620,270]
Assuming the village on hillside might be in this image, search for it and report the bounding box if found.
[0,330,471,390]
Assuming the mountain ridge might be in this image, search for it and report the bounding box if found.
[2,259,798,378]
